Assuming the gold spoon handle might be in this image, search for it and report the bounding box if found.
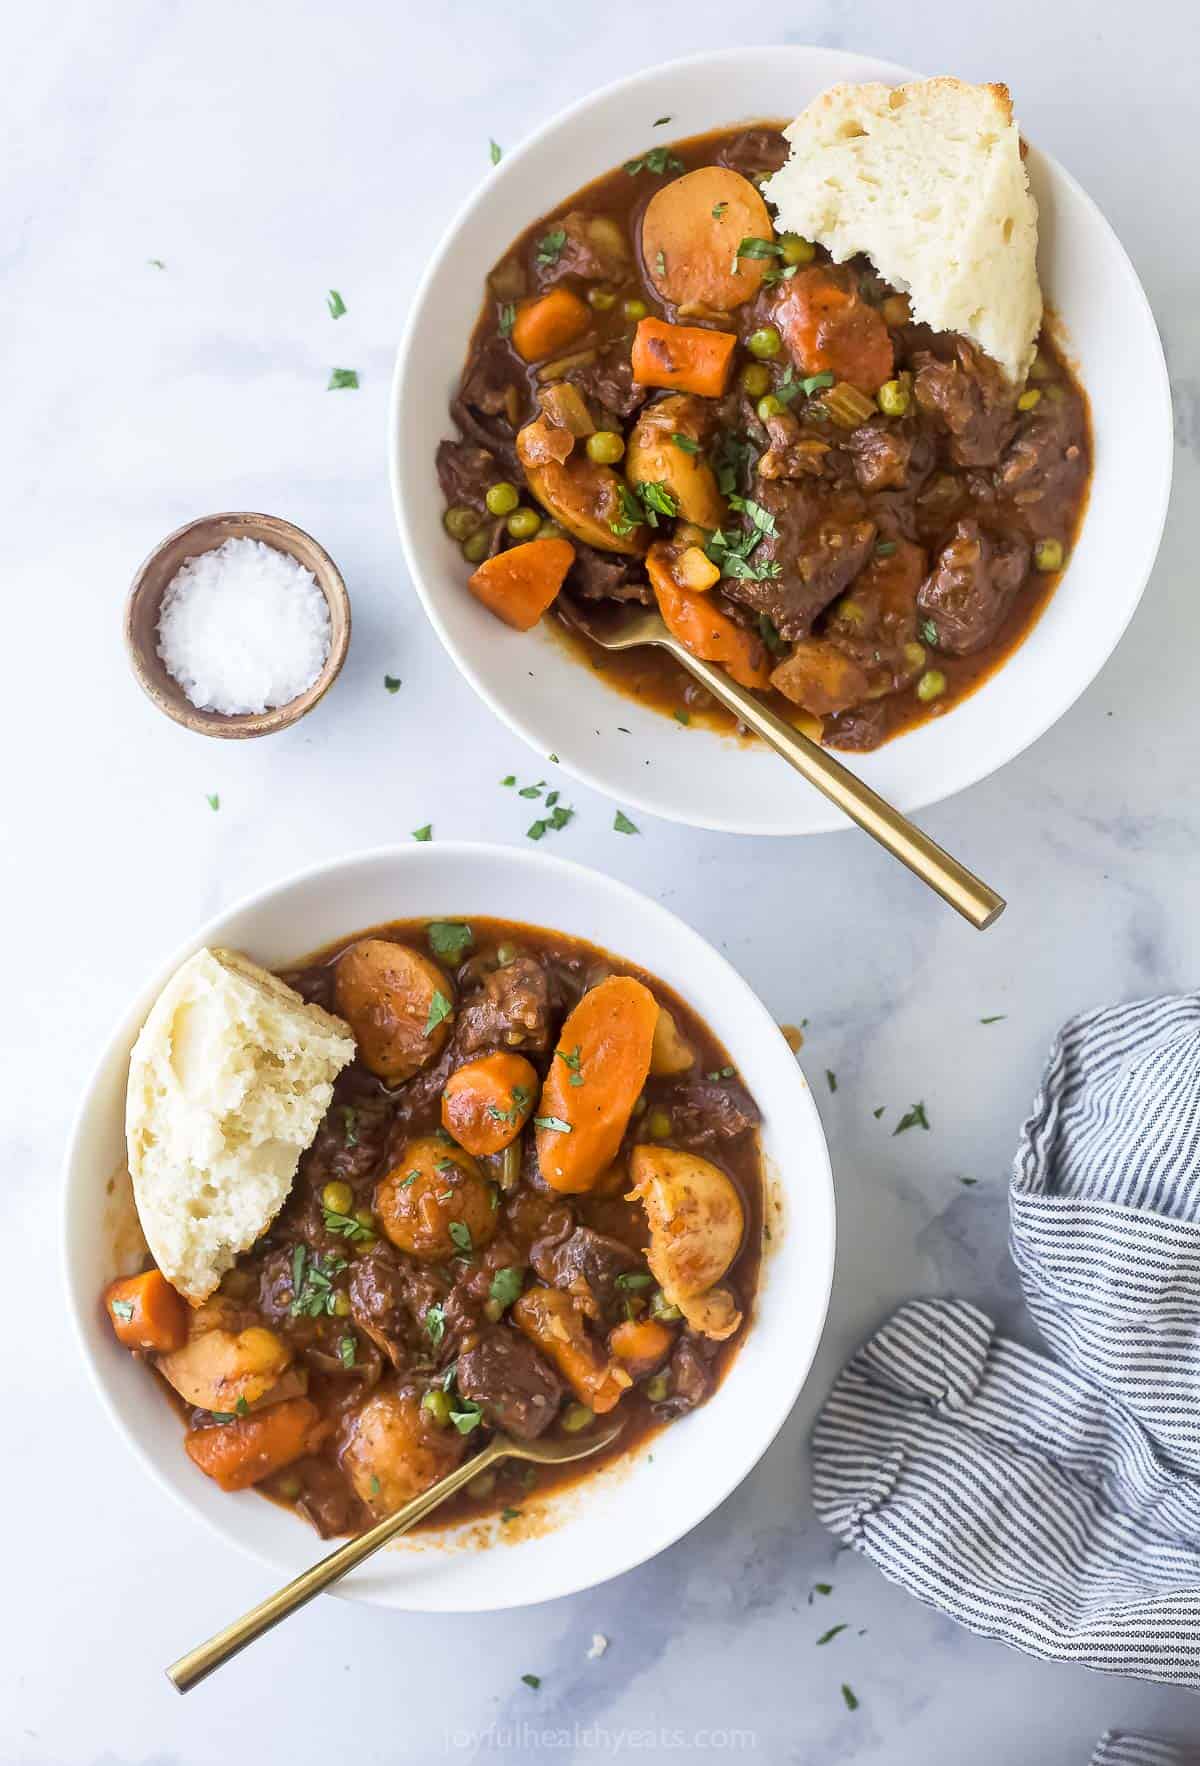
[166,1436,507,1694]
[663,642,1005,930]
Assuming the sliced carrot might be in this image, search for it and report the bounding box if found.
[512,287,591,362]
[468,537,575,631]
[104,1269,189,1354]
[773,267,894,394]
[631,318,737,398]
[441,1051,539,1155]
[512,1287,627,1413]
[609,1316,674,1378]
[535,976,660,1194]
[647,544,771,689]
[184,1397,328,1493]
[642,166,774,311]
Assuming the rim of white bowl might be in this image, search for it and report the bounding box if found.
[389,45,1174,837]
[61,841,836,1609]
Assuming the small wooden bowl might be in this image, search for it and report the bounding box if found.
[124,512,351,738]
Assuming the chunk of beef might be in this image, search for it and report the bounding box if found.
[451,336,526,477]
[530,1224,646,1322]
[916,518,1031,655]
[719,128,790,181]
[657,1331,719,1417]
[770,638,870,717]
[567,543,651,605]
[302,1095,393,1193]
[843,420,935,494]
[563,338,646,424]
[536,209,631,288]
[455,955,553,1056]
[668,1080,761,1146]
[912,340,1016,467]
[758,410,833,482]
[348,1247,429,1370]
[436,439,499,512]
[279,963,335,1012]
[456,1328,564,1439]
[996,395,1088,514]
[825,700,890,751]
[293,1456,364,1539]
[725,478,875,640]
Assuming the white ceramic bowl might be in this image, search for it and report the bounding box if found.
[390,45,1172,836]
[63,844,834,1612]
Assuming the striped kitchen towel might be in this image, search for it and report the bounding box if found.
[1092,1736,1200,1765]
[812,994,1200,1687]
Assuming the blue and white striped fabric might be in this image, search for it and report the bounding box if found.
[812,994,1200,1692]
[1092,1735,1200,1765]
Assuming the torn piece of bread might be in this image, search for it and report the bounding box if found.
[126,947,356,1303]
[765,78,1041,383]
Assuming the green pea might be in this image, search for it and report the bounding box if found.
[536,518,567,541]
[278,1474,302,1500]
[650,1288,683,1321]
[561,1403,594,1433]
[586,430,626,465]
[747,326,782,360]
[484,1297,505,1324]
[588,287,617,311]
[462,530,491,565]
[443,505,483,542]
[647,1109,672,1141]
[623,298,648,322]
[322,1180,354,1216]
[468,1469,496,1499]
[645,1373,670,1402]
[422,1388,453,1427]
[902,642,927,670]
[876,379,910,417]
[354,1208,377,1234]
[916,669,947,703]
[1017,388,1042,412]
[756,394,783,423]
[332,1290,352,1318]
[778,232,815,266]
[741,362,771,398]
[495,941,517,966]
[506,507,541,540]
[486,481,520,517]
[1034,537,1065,572]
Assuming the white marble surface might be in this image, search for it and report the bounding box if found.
[6,0,1200,1759]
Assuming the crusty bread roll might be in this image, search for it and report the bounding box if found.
[126,947,355,1303]
[765,77,1041,383]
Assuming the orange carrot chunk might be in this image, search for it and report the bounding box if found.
[512,1287,627,1413]
[535,975,659,1194]
[608,1316,675,1378]
[104,1269,189,1354]
[441,1051,539,1155]
[646,544,772,689]
[468,537,575,631]
[511,287,591,362]
[184,1397,328,1492]
[773,267,894,394]
[631,317,737,398]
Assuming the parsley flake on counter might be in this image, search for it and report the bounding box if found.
[148,257,166,269]
[535,228,567,266]
[893,1101,931,1135]
[384,674,401,692]
[549,752,559,762]
[206,793,220,811]
[501,774,516,786]
[817,1624,848,1646]
[489,138,503,165]
[873,1106,885,1119]
[613,810,639,835]
[328,367,359,390]
[412,824,433,842]
[960,1176,979,1187]
[519,781,546,798]
[980,1014,1007,1024]
[814,1582,833,1596]
[326,288,346,319]
[826,1070,837,1093]
[425,989,453,1034]
[841,1684,859,1712]
[652,115,672,126]
[428,920,473,961]
[521,1673,542,1690]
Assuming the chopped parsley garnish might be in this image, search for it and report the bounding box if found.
[323,1207,374,1243]
[712,429,758,497]
[498,302,516,337]
[980,1014,1006,1024]
[435,1156,457,1173]
[623,147,684,177]
[521,1673,542,1690]
[370,1475,381,1496]
[338,1334,357,1369]
[613,809,639,835]
[450,1397,484,1434]
[327,289,346,319]
[610,481,645,537]
[501,1506,522,1521]
[637,481,678,524]
[519,781,546,798]
[728,494,778,539]
[489,1266,525,1311]
[449,1220,473,1253]
[673,708,690,725]
[893,1101,931,1135]
[761,263,799,286]
[401,1170,419,1188]
[534,1114,572,1133]
[655,248,667,277]
[817,1624,848,1646]
[874,541,898,558]
[800,371,836,396]
[556,1045,582,1075]
[535,228,567,266]
[206,793,220,811]
[425,989,453,1035]
[384,674,402,692]
[711,201,728,220]
[734,235,783,265]
[340,1106,358,1147]
[826,1070,837,1093]
[758,614,786,655]
[425,1303,446,1346]
[328,367,359,390]
[841,1684,859,1711]
[210,1397,250,1423]
[110,1299,135,1321]
[412,823,433,842]
[615,1272,653,1291]
[489,138,503,165]
[670,431,701,454]
[289,1246,348,1318]
[528,802,574,841]
[428,920,474,961]
[920,618,939,647]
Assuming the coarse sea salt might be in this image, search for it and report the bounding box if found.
[157,536,332,716]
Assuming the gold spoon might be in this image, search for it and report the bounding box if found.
[166,1421,622,1693]
[558,601,1004,930]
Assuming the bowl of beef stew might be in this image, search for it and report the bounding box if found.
[391,47,1171,835]
[65,844,834,1611]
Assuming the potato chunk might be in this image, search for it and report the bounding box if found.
[625,395,725,529]
[157,1298,296,1412]
[375,1135,499,1263]
[333,939,455,1084]
[339,1387,465,1518]
[628,1146,745,1340]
